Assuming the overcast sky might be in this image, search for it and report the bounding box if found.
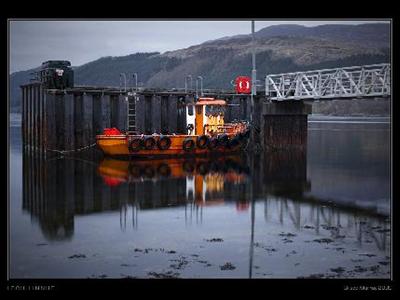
[9,19,390,73]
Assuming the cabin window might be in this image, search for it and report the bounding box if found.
[188,105,193,116]
[205,105,225,116]
[196,106,203,115]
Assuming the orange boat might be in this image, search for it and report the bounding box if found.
[96,98,250,157]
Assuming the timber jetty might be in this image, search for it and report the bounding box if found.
[20,60,322,158]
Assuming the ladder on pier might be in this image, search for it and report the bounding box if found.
[127,95,137,134]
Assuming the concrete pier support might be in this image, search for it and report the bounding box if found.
[261,101,312,150]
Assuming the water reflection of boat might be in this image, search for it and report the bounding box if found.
[98,156,250,208]
[21,150,389,246]
[98,156,249,184]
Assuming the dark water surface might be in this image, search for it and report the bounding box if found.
[9,115,391,278]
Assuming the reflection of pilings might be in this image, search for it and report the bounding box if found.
[261,148,309,200]
[23,153,75,241]
[22,152,389,250]
[249,193,255,279]
[119,203,139,231]
[263,196,388,250]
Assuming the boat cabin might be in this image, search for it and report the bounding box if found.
[186,98,227,136]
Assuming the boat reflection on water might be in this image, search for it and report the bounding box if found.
[22,153,253,241]
[98,156,250,209]
[22,148,389,254]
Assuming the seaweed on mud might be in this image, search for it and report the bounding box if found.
[330,267,346,273]
[169,257,189,270]
[205,238,224,242]
[358,253,376,257]
[220,262,236,270]
[68,254,86,259]
[303,225,315,229]
[279,232,297,237]
[313,238,334,244]
[148,271,180,279]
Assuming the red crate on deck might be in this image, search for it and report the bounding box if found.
[103,128,121,135]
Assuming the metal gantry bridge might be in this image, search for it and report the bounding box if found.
[265,63,391,101]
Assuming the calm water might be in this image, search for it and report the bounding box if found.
[9,114,391,278]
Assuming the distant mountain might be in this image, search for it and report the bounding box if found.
[10,23,390,113]
[254,23,390,48]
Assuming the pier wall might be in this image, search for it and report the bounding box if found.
[21,83,309,156]
[21,83,261,156]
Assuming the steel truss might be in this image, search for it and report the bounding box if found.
[265,64,391,101]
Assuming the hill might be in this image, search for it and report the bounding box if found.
[10,23,390,113]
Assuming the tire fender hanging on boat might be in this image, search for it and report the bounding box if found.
[196,135,209,149]
[144,136,156,150]
[182,138,196,152]
[128,137,144,152]
[157,135,172,150]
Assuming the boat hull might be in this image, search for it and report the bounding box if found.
[96,134,246,158]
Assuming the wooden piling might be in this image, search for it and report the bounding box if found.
[45,93,57,154]
[27,85,32,149]
[36,85,41,154]
[74,93,84,150]
[152,95,161,134]
[240,97,248,121]
[92,94,102,135]
[101,94,111,132]
[32,86,36,151]
[55,94,65,150]
[64,93,75,151]
[161,96,169,134]
[39,86,45,155]
[21,87,25,146]
[110,95,119,129]
[117,95,127,132]
[83,93,94,147]
[135,95,145,133]
[177,96,186,134]
[168,96,178,134]
[144,95,152,134]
